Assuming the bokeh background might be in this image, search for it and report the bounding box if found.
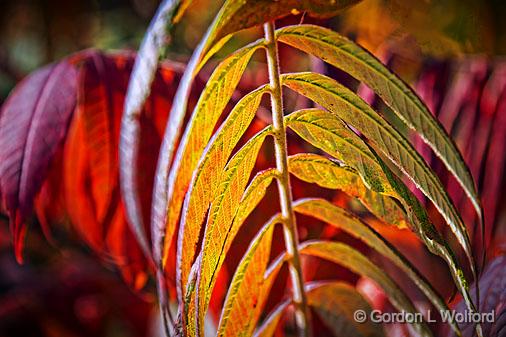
[1,1,506,336]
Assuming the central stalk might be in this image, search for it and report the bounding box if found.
[263,21,310,337]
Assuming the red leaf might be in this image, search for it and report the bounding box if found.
[62,50,180,289]
[0,60,78,262]
[443,255,506,337]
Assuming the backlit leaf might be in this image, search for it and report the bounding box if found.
[300,240,432,337]
[212,0,361,44]
[176,86,267,305]
[283,73,475,278]
[196,127,271,334]
[288,153,408,227]
[217,217,282,337]
[277,24,481,219]
[230,168,278,238]
[285,107,475,317]
[294,198,461,336]
[286,108,393,194]
[155,41,262,270]
[306,281,384,337]
[151,2,360,250]
[252,300,289,337]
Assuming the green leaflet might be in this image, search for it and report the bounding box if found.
[286,108,394,194]
[217,217,281,337]
[277,24,481,220]
[288,153,409,228]
[195,127,272,335]
[282,73,475,279]
[155,41,262,270]
[293,198,461,336]
[284,107,476,320]
[299,240,433,337]
[306,282,384,337]
[176,86,267,311]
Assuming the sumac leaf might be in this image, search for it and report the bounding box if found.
[217,217,282,337]
[283,73,475,279]
[306,281,384,337]
[0,60,77,262]
[299,240,432,337]
[288,153,408,228]
[294,198,461,336]
[155,41,262,271]
[252,300,289,337]
[196,127,271,334]
[446,255,506,337]
[212,0,361,44]
[120,0,191,258]
[277,24,481,220]
[176,86,267,306]
[285,107,474,317]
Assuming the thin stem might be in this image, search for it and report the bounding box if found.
[263,21,310,337]
[156,269,175,336]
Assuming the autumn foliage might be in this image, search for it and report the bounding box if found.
[1,1,506,337]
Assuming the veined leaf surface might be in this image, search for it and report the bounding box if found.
[230,168,278,238]
[252,300,289,337]
[285,107,475,316]
[217,217,281,337]
[0,60,77,262]
[154,42,262,269]
[151,2,361,250]
[120,0,191,259]
[306,281,384,337]
[286,108,393,194]
[300,240,432,337]
[176,86,266,304]
[294,198,461,336]
[283,73,474,277]
[211,0,361,44]
[195,128,271,334]
[277,24,481,219]
[288,153,408,227]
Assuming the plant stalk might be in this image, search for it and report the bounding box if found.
[263,21,310,337]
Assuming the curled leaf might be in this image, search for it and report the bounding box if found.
[120,0,191,259]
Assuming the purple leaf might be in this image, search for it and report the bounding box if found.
[0,59,78,262]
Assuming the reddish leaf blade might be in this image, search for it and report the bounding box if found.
[443,256,506,337]
[0,60,77,262]
[77,51,117,225]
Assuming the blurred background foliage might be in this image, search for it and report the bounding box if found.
[1,1,506,336]
[1,0,505,103]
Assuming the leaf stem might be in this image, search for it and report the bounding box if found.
[264,21,310,337]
